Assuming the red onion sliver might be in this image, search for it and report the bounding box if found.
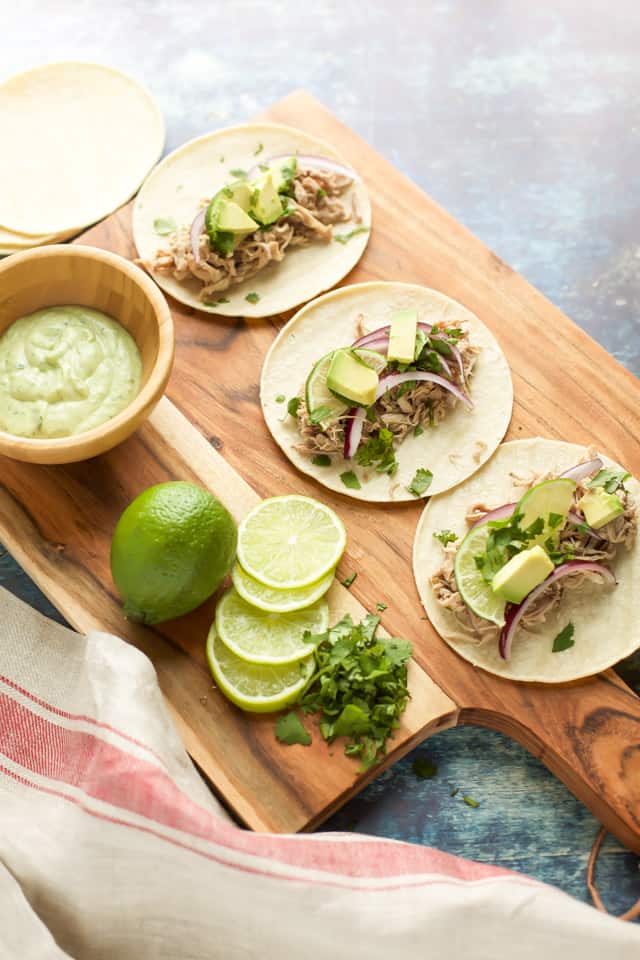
[470,502,517,529]
[377,371,473,408]
[247,153,360,183]
[190,208,206,265]
[498,560,616,660]
[343,407,365,459]
[559,458,603,484]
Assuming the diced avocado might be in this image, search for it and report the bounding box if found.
[205,198,257,255]
[270,156,297,193]
[578,488,624,529]
[326,349,379,407]
[249,172,284,226]
[491,545,554,604]
[387,309,418,364]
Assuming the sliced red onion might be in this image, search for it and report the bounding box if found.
[559,458,603,484]
[352,327,390,348]
[567,510,603,541]
[498,560,616,660]
[377,371,473,409]
[343,407,365,459]
[190,208,206,264]
[247,153,360,183]
[443,341,465,386]
[470,502,517,529]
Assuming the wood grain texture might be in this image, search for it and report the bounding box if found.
[0,92,638,846]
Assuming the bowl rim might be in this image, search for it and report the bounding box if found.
[0,244,175,455]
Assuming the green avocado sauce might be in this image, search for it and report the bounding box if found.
[0,306,142,439]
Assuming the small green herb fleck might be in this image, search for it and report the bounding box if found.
[434,529,457,546]
[412,755,438,779]
[334,226,370,245]
[258,163,269,172]
[219,155,225,163]
[588,467,630,494]
[245,292,260,304]
[340,572,357,588]
[287,397,301,418]
[414,424,424,437]
[340,471,361,490]
[275,711,312,746]
[463,795,480,808]
[254,143,264,156]
[552,622,575,653]
[548,512,564,529]
[376,602,387,612]
[275,394,286,403]
[204,296,231,307]
[408,468,433,497]
[316,188,327,201]
[153,216,177,236]
[229,168,248,178]
[450,787,459,797]
[312,454,332,467]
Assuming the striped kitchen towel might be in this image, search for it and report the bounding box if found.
[0,586,637,959]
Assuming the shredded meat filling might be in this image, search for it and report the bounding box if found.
[144,167,353,301]
[293,328,479,458]
[431,468,637,644]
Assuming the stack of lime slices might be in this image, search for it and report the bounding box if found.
[207,495,347,713]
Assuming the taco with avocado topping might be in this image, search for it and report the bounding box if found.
[413,437,640,682]
[132,123,370,318]
[261,282,513,502]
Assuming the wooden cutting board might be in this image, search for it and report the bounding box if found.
[1,91,639,847]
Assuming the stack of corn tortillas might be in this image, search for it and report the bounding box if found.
[0,62,164,255]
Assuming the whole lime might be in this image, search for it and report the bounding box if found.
[110,481,237,625]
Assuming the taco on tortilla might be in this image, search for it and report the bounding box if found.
[413,438,639,682]
[133,123,370,318]
[261,282,513,502]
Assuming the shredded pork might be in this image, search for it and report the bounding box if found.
[430,465,637,644]
[144,167,353,301]
[294,328,479,458]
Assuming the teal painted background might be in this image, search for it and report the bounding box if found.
[2,0,639,920]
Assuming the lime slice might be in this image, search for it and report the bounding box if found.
[454,523,507,627]
[305,351,349,426]
[237,495,347,589]
[353,347,388,374]
[206,625,314,713]
[517,478,576,544]
[215,586,329,664]
[231,562,334,613]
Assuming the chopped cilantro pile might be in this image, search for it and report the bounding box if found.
[355,428,398,476]
[473,511,573,581]
[588,467,630,494]
[292,614,412,770]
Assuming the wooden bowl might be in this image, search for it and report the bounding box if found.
[0,245,174,464]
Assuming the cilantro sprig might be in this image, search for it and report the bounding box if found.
[355,428,398,476]
[588,467,630,494]
[292,614,412,770]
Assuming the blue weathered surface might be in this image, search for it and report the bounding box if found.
[2,0,639,918]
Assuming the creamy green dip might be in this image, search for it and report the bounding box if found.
[0,306,142,439]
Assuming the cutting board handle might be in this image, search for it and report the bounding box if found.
[460,671,640,853]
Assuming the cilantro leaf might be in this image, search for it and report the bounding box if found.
[376,601,387,612]
[204,296,231,307]
[287,397,301,418]
[245,292,260,304]
[334,226,370,244]
[407,468,433,497]
[340,572,357,588]
[254,142,264,155]
[412,755,438,779]
[552,622,575,653]
[153,216,177,236]
[588,467,630,494]
[311,454,332,467]
[413,424,424,437]
[275,711,312,746]
[355,428,398,476]
[340,471,361,490]
[434,529,457,546]
[229,168,248,178]
[275,394,285,403]
[297,615,412,770]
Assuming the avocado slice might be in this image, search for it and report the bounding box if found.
[326,350,379,407]
[269,156,298,194]
[249,172,284,226]
[578,488,624,529]
[387,309,418,364]
[491,545,554,604]
[205,197,257,256]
